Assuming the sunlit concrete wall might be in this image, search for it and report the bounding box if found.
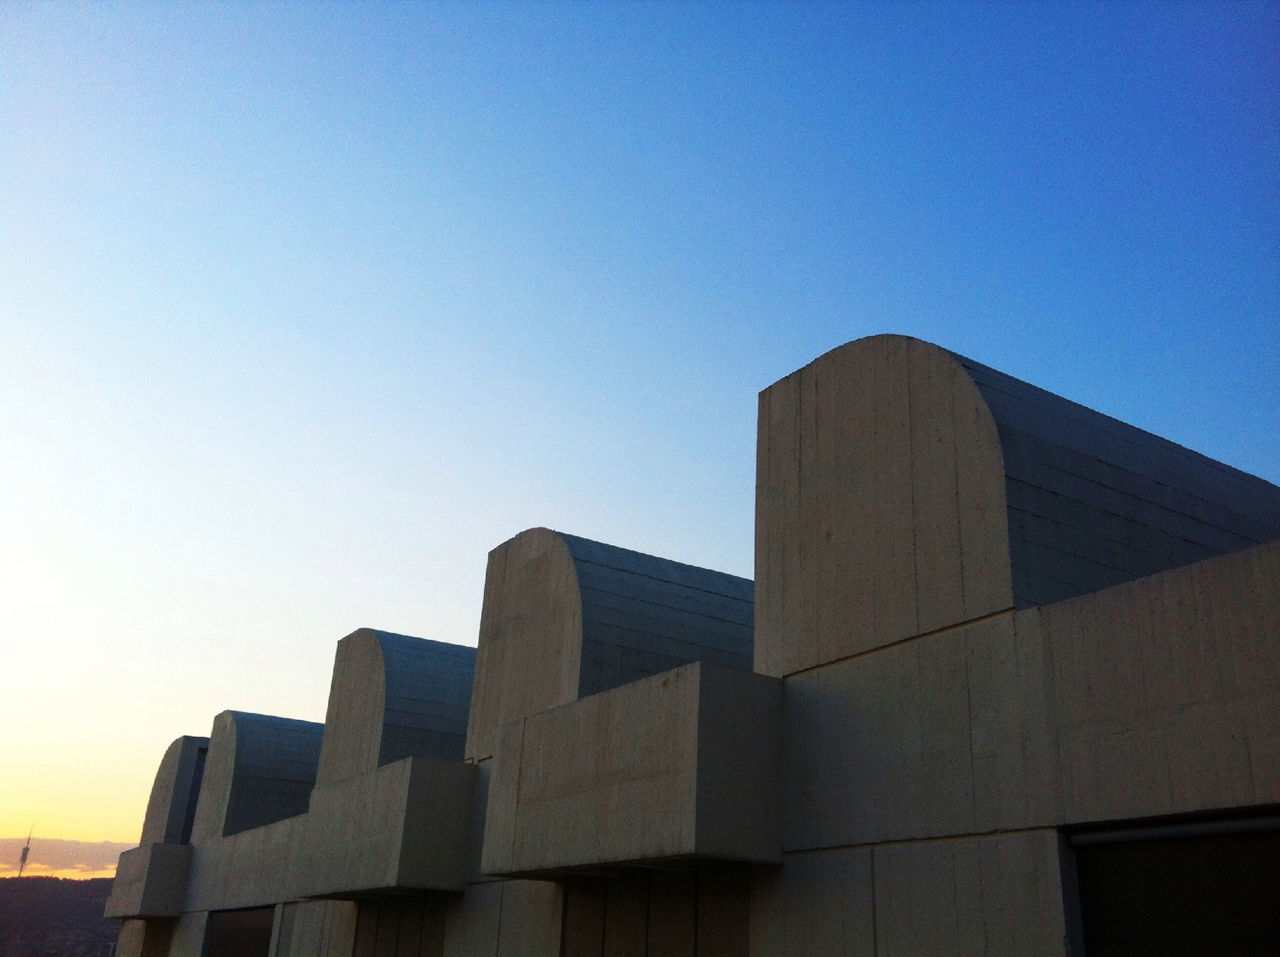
[750,335,1280,955]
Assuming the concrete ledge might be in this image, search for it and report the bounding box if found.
[299,755,476,897]
[105,842,192,918]
[482,662,782,876]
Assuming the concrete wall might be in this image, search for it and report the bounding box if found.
[749,832,1068,956]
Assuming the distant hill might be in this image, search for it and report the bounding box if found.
[0,877,118,957]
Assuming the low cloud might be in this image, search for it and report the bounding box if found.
[0,838,134,878]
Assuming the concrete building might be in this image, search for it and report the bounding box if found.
[107,335,1280,955]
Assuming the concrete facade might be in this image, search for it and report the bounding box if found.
[109,335,1280,955]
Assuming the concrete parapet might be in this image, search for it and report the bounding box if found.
[299,755,476,897]
[315,629,476,788]
[191,711,324,841]
[482,661,781,876]
[104,842,192,918]
[467,528,754,761]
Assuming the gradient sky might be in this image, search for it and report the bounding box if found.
[2,2,1277,855]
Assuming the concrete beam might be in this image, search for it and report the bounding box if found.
[299,755,476,897]
[104,842,192,918]
[483,661,781,876]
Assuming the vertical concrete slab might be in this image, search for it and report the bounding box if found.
[754,336,1012,677]
[602,873,648,957]
[467,529,583,762]
[645,871,695,957]
[138,735,209,845]
[748,849,873,957]
[496,881,563,957]
[316,630,476,788]
[695,667,782,861]
[561,880,606,957]
[873,831,1068,956]
[965,614,1059,831]
[169,909,209,957]
[754,363,801,679]
[694,862,750,957]
[443,881,502,956]
[274,900,356,957]
[114,918,174,957]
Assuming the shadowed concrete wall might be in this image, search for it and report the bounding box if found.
[467,527,753,761]
[191,711,324,840]
[315,629,476,787]
[755,334,1280,676]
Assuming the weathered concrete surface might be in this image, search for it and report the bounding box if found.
[467,528,753,761]
[299,755,476,897]
[782,612,1056,850]
[315,629,476,787]
[870,830,1068,955]
[274,900,358,957]
[561,865,750,957]
[104,843,192,918]
[1039,536,1280,825]
[483,661,781,876]
[190,711,323,841]
[749,831,1068,956]
[439,880,563,957]
[780,538,1280,853]
[183,812,308,912]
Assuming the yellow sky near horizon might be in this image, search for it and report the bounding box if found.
[0,864,119,880]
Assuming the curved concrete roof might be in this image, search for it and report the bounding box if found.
[755,334,1280,675]
[190,711,324,840]
[315,629,476,787]
[467,527,753,760]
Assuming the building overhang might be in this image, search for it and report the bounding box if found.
[104,842,192,918]
[482,661,782,877]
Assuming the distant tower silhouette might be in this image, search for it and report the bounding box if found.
[17,825,31,877]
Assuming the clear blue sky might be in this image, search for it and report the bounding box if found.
[2,2,1276,846]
